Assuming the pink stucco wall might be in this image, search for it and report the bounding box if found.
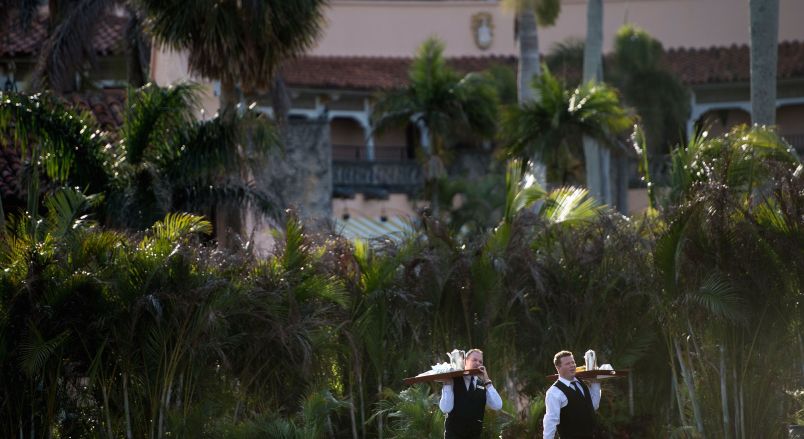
[312,1,516,57]
[313,0,804,58]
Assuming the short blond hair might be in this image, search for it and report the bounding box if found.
[466,348,483,359]
[553,350,573,368]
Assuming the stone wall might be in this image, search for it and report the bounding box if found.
[255,117,332,221]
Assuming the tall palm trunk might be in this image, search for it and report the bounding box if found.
[123,372,133,439]
[517,6,547,188]
[215,78,243,246]
[719,345,731,438]
[749,0,779,125]
[517,7,540,104]
[124,9,150,87]
[582,0,608,204]
[675,339,705,437]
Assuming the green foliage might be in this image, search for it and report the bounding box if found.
[373,37,499,167]
[0,91,113,190]
[500,66,633,184]
[135,0,328,90]
[610,25,690,155]
[375,385,445,439]
[0,85,278,231]
[0,122,800,438]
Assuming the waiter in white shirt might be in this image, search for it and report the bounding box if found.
[439,348,503,439]
[543,350,602,439]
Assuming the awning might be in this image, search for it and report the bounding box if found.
[334,215,415,241]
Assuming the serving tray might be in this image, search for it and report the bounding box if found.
[403,368,483,385]
[546,369,629,381]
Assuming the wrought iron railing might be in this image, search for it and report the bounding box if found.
[332,160,423,194]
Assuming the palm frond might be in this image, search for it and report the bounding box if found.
[170,177,277,217]
[502,158,546,223]
[631,124,656,209]
[299,388,349,436]
[139,0,328,90]
[754,197,795,236]
[539,186,602,225]
[373,385,444,439]
[535,0,561,26]
[0,91,113,189]
[500,65,632,173]
[18,325,70,378]
[372,37,498,153]
[44,187,101,238]
[685,273,745,323]
[0,0,40,32]
[122,82,200,165]
[149,212,212,242]
[166,108,276,180]
[667,125,800,204]
[371,89,417,136]
[30,0,109,91]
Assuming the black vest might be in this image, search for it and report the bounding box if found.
[444,376,486,437]
[553,379,595,438]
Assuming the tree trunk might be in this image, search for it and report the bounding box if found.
[123,373,133,439]
[517,6,547,188]
[719,345,731,438]
[215,78,243,247]
[376,379,383,439]
[670,370,687,427]
[733,361,741,439]
[675,339,705,437]
[348,371,358,439]
[219,78,240,121]
[124,9,150,87]
[271,73,291,134]
[517,7,540,104]
[582,0,608,204]
[749,0,779,125]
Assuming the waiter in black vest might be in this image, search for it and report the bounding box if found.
[543,350,602,439]
[438,348,503,439]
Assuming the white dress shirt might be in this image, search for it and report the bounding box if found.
[542,376,601,439]
[439,375,503,413]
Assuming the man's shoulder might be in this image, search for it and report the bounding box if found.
[546,382,563,395]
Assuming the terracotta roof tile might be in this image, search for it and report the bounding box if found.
[666,40,804,85]
[65,88,127,129]
[282,55,515,91]
[1,12,127,57]
[283,41,804,90]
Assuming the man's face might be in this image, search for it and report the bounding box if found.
[465,352,484,370]
[556,355,576,379]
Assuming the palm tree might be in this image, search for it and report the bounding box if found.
[0,84,277,231]
[749,0,780,125]
[502,0,561,188]
[136,0,328,115]
[502,0,561,103]
[500,67,633,187]
[137,0,329,237]
[0,0,150,92]
[652,125,802,437]
[610,25,690,157]
[581,0,610,205]
[372,38,498,217]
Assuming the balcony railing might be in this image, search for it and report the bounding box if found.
[332,160,423,194]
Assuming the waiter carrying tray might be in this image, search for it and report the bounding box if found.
[543,350,602,439]
[438,348,503,439]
